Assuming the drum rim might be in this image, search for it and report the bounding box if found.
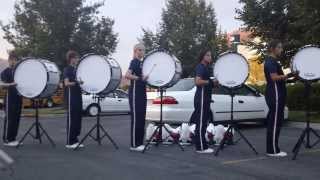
[290,44,320,81]
[14,57,56,99]
[214,51,250,89]
[142,49,182,89]
[77,53,122,95]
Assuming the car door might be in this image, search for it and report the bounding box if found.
[211,86,232,121]
[233,86,266,120]
[113,90,130,112]
[100,93,117,113]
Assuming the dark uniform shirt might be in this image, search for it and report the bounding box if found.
[129,58,146,91]
[264,56,286,98]
[195,63,212,102]
[1,67,19,95]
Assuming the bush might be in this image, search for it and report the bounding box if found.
[252,82,320,112]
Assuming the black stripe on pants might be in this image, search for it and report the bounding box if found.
[66,87,82,145]
[129,81,146,147]
[266,84,285,154]
[3,91,22,142]
[194,89,209,151]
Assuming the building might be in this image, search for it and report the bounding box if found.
[227,29,266,85]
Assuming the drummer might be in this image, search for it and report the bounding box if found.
[264,40,292,157]
[191,49,217,154]
[0,51,22,147]
[63,50,84,149]
[125,43,148,152]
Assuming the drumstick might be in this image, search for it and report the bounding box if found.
[147,64,157,77]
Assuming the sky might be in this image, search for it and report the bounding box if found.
[0,0,242,71]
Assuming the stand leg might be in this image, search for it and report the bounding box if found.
[100,125,119,149]
[39,123,56,147]
[215,126,232,156]
[75,124,98,150]
[292,129,307,160]
[163,125,184,151]
[142,126,160,153]
[17,123,36,148]
[234,127,258,154]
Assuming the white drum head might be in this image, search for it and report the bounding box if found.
[76,54,111,94]
[142,51,177,87]
[214,53,249,88]
[291,46,320,81]
[14,59,48,98]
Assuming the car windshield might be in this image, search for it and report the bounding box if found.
[166,79,195,91]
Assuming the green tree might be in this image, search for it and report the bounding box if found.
[237,0,320,66]
[215,28,230,57]
[141,0,217,77]
[1,0,118,69]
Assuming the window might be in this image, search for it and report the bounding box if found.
[114,90,128,98]
[212,86,229,95]
[166,79,195,91]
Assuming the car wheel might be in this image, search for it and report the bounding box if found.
[47,99,54,108]
[87,104,100,117]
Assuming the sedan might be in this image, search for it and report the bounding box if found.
[146,78,289,124]
[82,89,130,116]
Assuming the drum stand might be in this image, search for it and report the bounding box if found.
[215,88,258,156]
[143,88,184,153]
[75,95,119,150]
[17,99,55,148]
[292,81,320,160]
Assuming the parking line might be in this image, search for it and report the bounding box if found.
[222,157,267,165]
[222,149,320,165]
[302,148,320,154]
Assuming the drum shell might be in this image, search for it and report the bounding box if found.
[76,54,122,95]
[142,50,182,89]
[213,51,249,89]
[290,45,320,81]
[14,58,60,99]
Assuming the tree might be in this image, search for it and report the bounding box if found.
[141,0,217,77]
[1,0,118,69]
[237,0,320,67]
[215,28,230,57]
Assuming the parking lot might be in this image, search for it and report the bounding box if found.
[0,114,320,180]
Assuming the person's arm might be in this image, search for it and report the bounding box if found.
[270,73,287,82]
[0,70,16,88]
[195,76,209,86]
[125,69,139,81]
[64,78,76,87]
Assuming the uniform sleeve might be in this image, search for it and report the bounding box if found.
[195,65,205,79]
[63,67,73,81]
[1,69,9,83]
[265,61,278,75]
[128,60,138,75]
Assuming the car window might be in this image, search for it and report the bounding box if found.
[212,86,229,95]
[115,90,128,98]
[166,79,195,91]
[104,93,114,98]
[235,86,255,96]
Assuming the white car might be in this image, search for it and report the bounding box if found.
[82,89,130,116]
[146,78,288,124]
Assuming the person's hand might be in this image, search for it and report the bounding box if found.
[10,82,17,86]
[211,78,219,87]
[287,71,299,79]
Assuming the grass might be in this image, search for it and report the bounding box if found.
[288,111,320,123]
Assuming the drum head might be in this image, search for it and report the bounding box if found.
[76,54,111,94]
[291,45,320,81]
[214,52,249,88]
[14,59,48,98]
[142,51,178,87]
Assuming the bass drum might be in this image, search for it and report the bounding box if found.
[291,45,320,81]
[14,58,60,98]
[76,54,122,95]
[142,50,182,88]
[213,52,249,89]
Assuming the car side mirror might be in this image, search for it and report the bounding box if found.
[254,91,261,97]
